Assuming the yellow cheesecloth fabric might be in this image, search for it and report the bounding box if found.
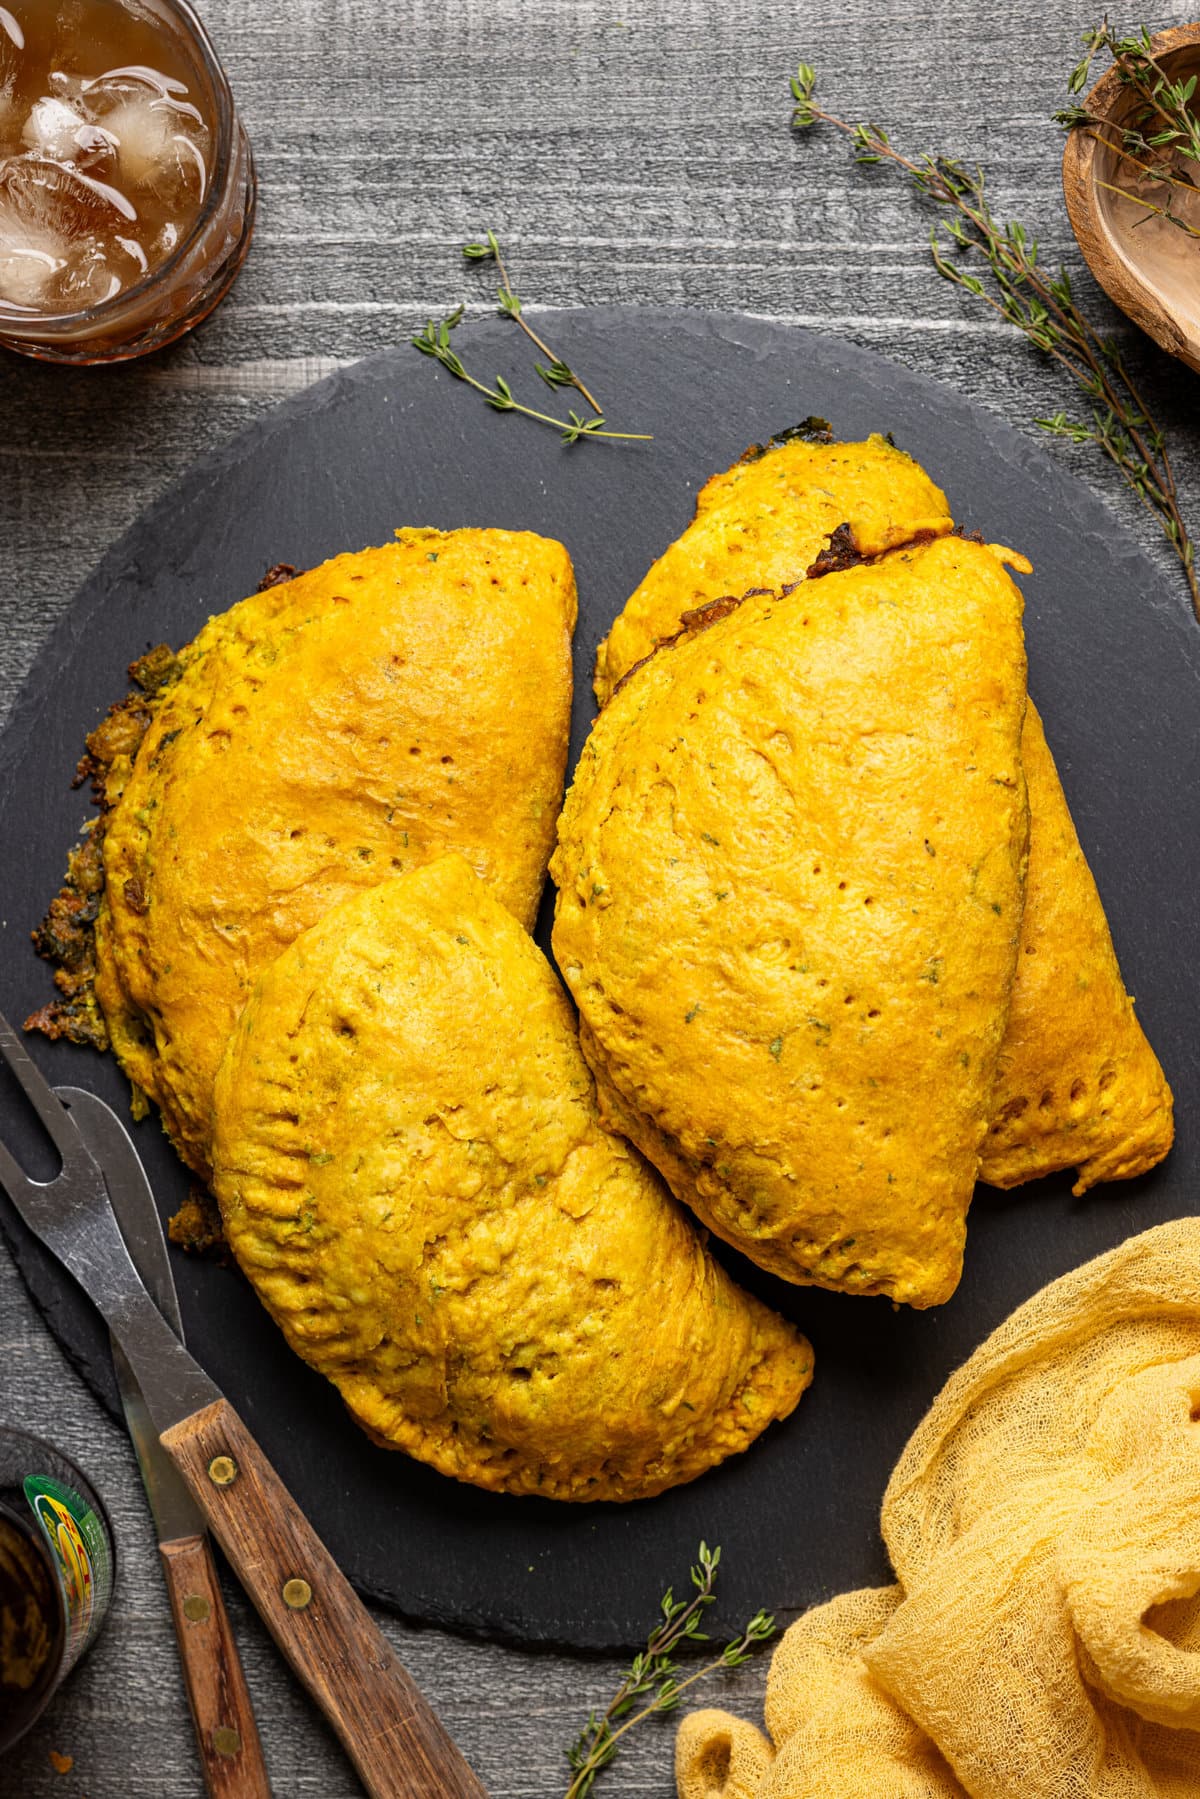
[676,1219,1200,1799]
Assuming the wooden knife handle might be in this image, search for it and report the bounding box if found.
[161,1398,487,1799]
[159,1533,272,1798]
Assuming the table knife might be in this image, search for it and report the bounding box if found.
[56,1085,270,1799]
[0,1014,486,1799]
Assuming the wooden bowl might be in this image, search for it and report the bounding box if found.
[1062,23,1200,375]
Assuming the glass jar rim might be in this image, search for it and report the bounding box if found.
[0,0,239,335]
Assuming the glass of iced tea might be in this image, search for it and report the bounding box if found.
[0,0,255,362]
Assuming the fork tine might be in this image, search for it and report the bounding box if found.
[0,1132,41,1206]
[0,1008,90,1168]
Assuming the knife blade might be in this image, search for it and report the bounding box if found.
[56,1088,203,1541]
[0,1014,487,1799]
[56,1087,272,1798]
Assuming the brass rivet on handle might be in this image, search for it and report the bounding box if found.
[282,1576,313,1610]
[207,1454,238,1487]
[212,1726,242,1758]
[182,1593,211,1623]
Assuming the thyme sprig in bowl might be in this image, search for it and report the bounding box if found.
[1058,21,1200,242]
[1059,24,1200,384]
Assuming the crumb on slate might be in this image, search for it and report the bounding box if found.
[168,1184,227,1257]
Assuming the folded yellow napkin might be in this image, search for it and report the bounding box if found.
[677,1219,1200,1798]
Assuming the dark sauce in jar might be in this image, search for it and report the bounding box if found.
[0,1501,60,1745]
[0,1428,114,1756]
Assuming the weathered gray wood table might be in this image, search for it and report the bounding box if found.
[2,1,1196,1793]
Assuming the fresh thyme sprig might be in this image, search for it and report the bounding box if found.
[1055,22,1200,242]
[1088,168,1200,241]
[411,307,651,447]
[463,230,605,413]
[790,62,1198,617]
[1060,21,1200,162]
[563,1542,775,1799]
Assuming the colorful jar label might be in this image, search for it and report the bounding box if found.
[23,1476,114,1678]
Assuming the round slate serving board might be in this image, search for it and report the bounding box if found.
[1,308,1197,1651]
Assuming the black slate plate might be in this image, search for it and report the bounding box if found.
[1,307,1197,1651]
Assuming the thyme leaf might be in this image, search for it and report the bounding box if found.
[562,1542,775,1799]
[789,61,1197,618]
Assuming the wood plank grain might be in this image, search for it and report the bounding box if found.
[1,3,1196,1795]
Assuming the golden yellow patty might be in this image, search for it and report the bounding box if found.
[593,432,953,706]
[981,704,1173,1192]
[95,529,576,1178]
[595,434,1172,1200]
[554,535,1030,1309]
[211,856,812,1501]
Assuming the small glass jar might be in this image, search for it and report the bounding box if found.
[0,1425,116,1756]
[0,0,256,364]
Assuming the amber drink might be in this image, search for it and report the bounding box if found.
[0,0,254,361]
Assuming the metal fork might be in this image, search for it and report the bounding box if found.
[0,1010,487,1799]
